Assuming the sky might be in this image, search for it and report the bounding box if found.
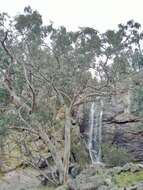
[1,0,143,32]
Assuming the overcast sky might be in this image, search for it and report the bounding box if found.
[1,0,143,32]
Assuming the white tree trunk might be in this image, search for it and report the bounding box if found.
[63,107,71,183]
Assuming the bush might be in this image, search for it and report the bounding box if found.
[102,144,132,167]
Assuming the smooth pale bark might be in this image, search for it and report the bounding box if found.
[63,107,71,183]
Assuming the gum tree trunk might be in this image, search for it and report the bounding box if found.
[63,107,71,183]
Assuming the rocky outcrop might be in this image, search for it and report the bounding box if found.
[0,168,41,190]
[68,163,143,190]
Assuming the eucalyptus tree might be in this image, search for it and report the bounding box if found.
[0,7,103,184]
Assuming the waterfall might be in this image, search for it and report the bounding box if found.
[88,99,103,164]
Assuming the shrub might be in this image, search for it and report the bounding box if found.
[115,170,143,187]
[102,144,132,167]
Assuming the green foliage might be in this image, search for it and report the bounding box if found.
[102,144,131,167]
[15,6,42,35]
[115,170,143,187]
[104,30,123,49]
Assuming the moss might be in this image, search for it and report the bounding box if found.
[115,170,143,187]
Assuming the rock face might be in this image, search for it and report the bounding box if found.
[102,99,143,162]
[78,77,143,162]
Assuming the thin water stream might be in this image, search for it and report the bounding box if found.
[88,99,103,164]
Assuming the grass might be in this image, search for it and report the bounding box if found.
[115,170,143,187]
